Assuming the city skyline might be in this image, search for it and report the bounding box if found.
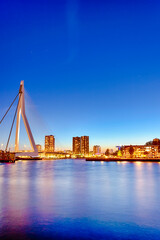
[1,1,160,240]
[1,0,160,150]
[0,83,160,152]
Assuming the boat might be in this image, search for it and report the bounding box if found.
[0,151,15,163]
[16,156,42,160]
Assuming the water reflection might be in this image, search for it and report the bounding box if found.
[0,160,160,239]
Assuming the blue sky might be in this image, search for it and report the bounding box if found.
[0,0,160,151]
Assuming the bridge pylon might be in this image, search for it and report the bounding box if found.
[15,81,38,157]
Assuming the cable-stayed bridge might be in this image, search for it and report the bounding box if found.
[0,81,38,158]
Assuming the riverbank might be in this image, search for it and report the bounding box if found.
[86,157,160,162]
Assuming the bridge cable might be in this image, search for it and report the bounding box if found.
[0,93,19,124]
[5,92,22,152]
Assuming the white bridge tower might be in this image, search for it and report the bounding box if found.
[15,81,38,157]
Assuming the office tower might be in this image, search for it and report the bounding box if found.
[73,137,81,154]
[93,145,101,155]
[36,144,42,152]
[45,135,55,152]
[81,136,89,156]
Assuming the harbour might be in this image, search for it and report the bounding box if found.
[0,159,160,239]
[1,0,160,238]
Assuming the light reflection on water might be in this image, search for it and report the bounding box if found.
[0,159,160,239]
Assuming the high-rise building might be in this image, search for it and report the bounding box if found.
[81,136,89,156]
[45,135,55,152]
[36,144,42,152]
[73,137,81,155]
[93,145,101,155]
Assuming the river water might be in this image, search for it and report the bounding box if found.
[0,159,160,239]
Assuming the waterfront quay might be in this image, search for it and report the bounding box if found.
[86,157,160,162]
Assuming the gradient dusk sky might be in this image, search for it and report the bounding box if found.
[0,0,160,151]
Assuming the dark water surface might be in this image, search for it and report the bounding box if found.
[0,159,160,240]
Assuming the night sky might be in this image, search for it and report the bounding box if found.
[0,0,160,151]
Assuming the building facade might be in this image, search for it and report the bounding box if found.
[72,137,81,155]
[93,145,101,155]
[81,136,89,156]
[121,144,160,158]
[152,138,160,145]
[36,144,42,152]
[45,135,55,152]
